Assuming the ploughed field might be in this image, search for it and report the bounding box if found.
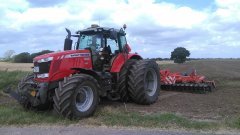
[101,59,240,120]
[0,60,240,121]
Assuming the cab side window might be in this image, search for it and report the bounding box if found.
[119,35,127,51]
[107,38,118,54]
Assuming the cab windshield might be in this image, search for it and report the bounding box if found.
[78,34,102,51]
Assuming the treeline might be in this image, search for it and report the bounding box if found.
[147,58,240,61]
[12,50,53,63]
[147,58,171,61]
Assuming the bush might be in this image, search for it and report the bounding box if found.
[30,50,53,61]
[13,50,53,63]
[13,52,31,63]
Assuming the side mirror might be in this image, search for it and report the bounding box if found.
[64,38,72,50]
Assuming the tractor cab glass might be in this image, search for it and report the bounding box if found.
[119,35,127,52]
[78,34,102,52]
[106,38,118,54]
[102,32,119,55]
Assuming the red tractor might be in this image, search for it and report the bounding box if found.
[7,24,160,119]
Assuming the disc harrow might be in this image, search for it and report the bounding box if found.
[160,69,216,94]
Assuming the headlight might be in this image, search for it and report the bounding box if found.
[37,73,49,78]
[37,57,53,63]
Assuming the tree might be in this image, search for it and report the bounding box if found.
[171,47,190,63]
[4,50,15,60]
[12,50,54,63]
[13,52,31,63]
[30,50,53,61]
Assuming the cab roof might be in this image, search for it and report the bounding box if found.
[76,25,124,35]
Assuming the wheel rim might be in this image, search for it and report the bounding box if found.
[75,86,94,112]
[145,68,158,96]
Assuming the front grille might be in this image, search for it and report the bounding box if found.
[34,61,51,74]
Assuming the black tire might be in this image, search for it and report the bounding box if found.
[53,74,99,119]
[128,60,160,105]
[17,74,34,109]
[18,74,34,92]
[118,59,138,102]
[18,74,51,110]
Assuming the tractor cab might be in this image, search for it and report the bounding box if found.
[64,24,129,71]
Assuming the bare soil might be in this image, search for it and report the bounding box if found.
[101,60,240,120]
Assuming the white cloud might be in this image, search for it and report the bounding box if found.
[7,7,71,29]
[0,0,240,58]
[214,0,240,22]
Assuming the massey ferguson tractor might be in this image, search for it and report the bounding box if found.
[6,24,160,119]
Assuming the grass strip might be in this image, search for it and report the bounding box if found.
[94,107,219,130]
[0,105,72,125]
[0,71,29,91]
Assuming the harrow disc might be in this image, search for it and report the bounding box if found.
[161,82,215,94]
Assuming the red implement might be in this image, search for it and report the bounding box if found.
[160,69,216,93]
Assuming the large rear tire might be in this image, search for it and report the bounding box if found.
[53,74,99,119]
[128,60,160,105]
[118,59,138,102]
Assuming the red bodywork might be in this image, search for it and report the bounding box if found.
[110,53,141,73]
[34,50,92,82]
[34,48,141,82]
[160,69,214,85]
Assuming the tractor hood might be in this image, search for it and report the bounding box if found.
[33,50,91,62]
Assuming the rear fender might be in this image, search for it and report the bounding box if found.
[110,53,142,73]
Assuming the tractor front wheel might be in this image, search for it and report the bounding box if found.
[53,74,99,119]
[17,74,51,110]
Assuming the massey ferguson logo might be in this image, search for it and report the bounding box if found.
[65,53,90,58]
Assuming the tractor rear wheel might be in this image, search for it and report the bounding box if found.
[118,59,138,102]
[128,60,160,105]
[53,74,99,119]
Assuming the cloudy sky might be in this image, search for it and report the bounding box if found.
[0,0,240,58]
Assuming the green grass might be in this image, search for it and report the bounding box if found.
[90,107,219,130]
[0,70,29,91]
[0,104,73,125]
[0,103,239,130]
[225,116,240,129]
[234,118,240,129]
